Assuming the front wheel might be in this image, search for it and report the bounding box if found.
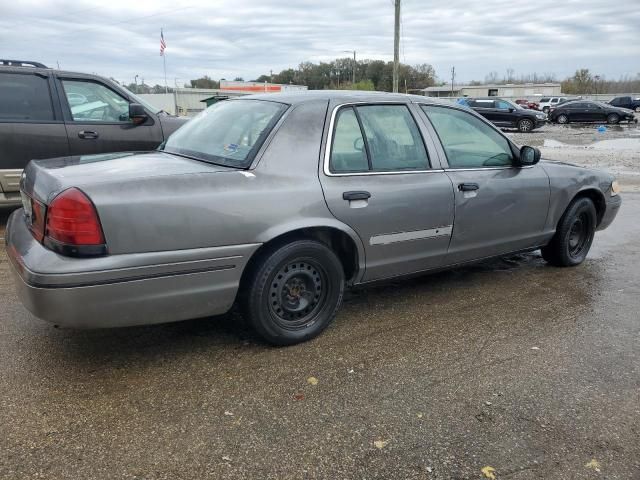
[241,240,345,345]
[607,113,620,124]
[634,106,640,113]
[541,197,597,267]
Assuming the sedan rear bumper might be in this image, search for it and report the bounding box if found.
[6,209,260,328]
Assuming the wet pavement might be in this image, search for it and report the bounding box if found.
[507,116,640,192]
[1,196,639,479]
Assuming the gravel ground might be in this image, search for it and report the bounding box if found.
[506,114,640,191]
[1,195,639,479]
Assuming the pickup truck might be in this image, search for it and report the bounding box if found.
[609,96,640,112]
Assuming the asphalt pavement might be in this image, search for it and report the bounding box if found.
[0,196,639,479]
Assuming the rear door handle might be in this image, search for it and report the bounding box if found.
[78,130,99,139]
[458,183,479,192]
[343,191,371,201]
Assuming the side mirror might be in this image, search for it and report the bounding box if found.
[129,103,148,125]
[353,137,364,152]
[509,107,515,113]
[518,145,541,166]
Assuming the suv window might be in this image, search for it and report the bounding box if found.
[0,73,54,122]
[61,79,130,123]
[329,104,429,173]
[540,98,550,103]
[496,100,512,110]
[422,105,513,169]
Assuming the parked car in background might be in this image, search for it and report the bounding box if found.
[515,99,540,110]
[0,59,188,206]
[538,97,568,113]
[466,97,546,132]
[6,92,620,345]
[609,96,640,112]
[549,100,637,124]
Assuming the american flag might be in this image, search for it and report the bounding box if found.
[160,29,166,56]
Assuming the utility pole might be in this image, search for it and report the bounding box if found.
[393,0,400,93]
[451,66,455,96]
[342,50,356,85]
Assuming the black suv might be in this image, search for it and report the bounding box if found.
[609,96,640,113]
[464,97,547,132]
[0,60,187,206]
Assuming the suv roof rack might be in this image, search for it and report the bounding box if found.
[0,59,49,68]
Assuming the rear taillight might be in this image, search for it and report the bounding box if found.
[44,188,107,257]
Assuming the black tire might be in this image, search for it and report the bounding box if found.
[635,106,640,113]
[541,197,597,267]
[518,118,534,132]
[607,113,620,124]
[556,114,569,124]
[241,240,345,345]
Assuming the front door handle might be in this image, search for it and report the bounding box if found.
[458,182,479,192]
[343,191,371,201]
[78,130,99,139]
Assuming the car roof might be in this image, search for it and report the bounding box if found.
[236,90,448,106]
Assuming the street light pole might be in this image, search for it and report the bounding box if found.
[393,0,401,93]
[343,50,356,85]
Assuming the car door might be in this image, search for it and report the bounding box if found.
[586,103,607,122]
[471,100,500,124]
[420,104,550,264]
[0,70,69,202]
[494,100,517,127]
[567,102,588,122]
[56,76,164,155]
[319,102,455,282]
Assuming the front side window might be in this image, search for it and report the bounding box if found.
[422,105,513,169]
[0,73,54,121]
[163,99,287,168]
[62,80,131,123]
[496,100,512,110]
[329,104,429,173]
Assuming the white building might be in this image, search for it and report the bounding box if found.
[422,83,562,99]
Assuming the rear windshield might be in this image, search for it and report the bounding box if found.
[162,99,288,168]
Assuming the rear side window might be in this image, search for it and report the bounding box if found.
[329,104,429,173]
[540,97,550,103]
[0,73,54,121]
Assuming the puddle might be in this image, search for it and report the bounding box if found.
[543,137,640,150]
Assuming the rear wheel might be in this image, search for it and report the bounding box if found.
[541,197,597,267]
[635,106,640,113]
[517,118,534,132]
[556,114,569,124]
[607,113,620,124]
[241,240,345,345]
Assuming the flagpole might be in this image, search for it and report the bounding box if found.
[163,53,168,94]
[161,27,168,93]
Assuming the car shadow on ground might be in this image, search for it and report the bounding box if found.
[25,250,558,368]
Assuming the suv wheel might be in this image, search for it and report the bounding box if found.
[517,118,534,132]
[541,197,597,267]
[556,114,569,124]
[242,240,345,345]
[607,113,620,124]
[635,106,640,113]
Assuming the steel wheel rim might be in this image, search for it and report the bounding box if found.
[268,259,328,330]
[568,212,591,258]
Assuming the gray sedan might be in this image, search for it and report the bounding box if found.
[6,92,621,345]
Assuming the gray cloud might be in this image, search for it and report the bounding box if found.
[1,0,638,86]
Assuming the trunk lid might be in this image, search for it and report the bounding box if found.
[22,151,234,204]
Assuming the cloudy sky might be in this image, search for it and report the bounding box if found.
[2,0,639,86]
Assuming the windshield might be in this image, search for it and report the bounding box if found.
[162,99,288,168]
